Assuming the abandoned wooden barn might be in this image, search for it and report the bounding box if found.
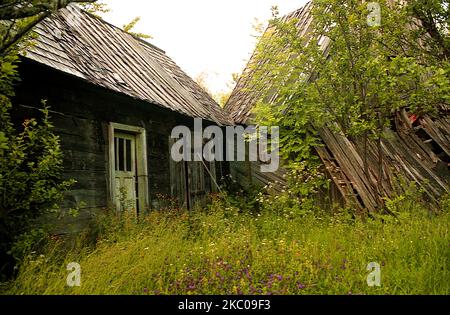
[225,2,450,212]
[12,5,231,232]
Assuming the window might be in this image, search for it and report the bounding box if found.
[114,137,133,172]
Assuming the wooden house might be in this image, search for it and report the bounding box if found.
[225,2,450,213]
[12,5,231,232]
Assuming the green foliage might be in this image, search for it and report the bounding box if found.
[0,97,74,276]
[440,194,450,213]
[0,132,8,152]
[0,0,95,279]
[80,2,153,41]
[217,175,261,214]
[382,174,430,216]
[406,0,450,60]
[252,162,329,219]
[214,90,232,108]
[8,227,49,264]
[2,194,449,295]
[0,1,96,56]
[247,0,449,203]
[79,0,110,16]
[123,17,152,40]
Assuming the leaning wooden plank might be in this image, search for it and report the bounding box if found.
[420,116,450,157]
[383,134,447,202]
[391,132,448,194]
[327,128,380,206]
[319,127,378,212]
[397,129,439,166]
[352,137,394,198]
[315,146,364,210]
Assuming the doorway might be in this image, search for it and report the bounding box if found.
[109,123,148,215]
[114,132,137,212]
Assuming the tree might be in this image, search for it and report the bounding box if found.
[0,0,95,56]
[194,71,213,96]
[0,0,96,279]
[79,1,153,39]
[215,90,231,107]
[79,0,109,16]
[407,0,449,60]
[123,16,152,40]
[248,0,449,204]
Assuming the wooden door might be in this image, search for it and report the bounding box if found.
[169,136,219,210]
[187,160,217,209]
[114,133,137,212]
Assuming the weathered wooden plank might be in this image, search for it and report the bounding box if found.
[316,146,364,210]
[383,132,448,199]
[319,127,379,212]
[62,189,108,210]
[63,150,106,171]
[421,117,450,157]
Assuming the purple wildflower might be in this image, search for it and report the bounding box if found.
[297,283,306,290]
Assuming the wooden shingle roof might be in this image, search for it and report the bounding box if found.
[225,1,317,124]
[24,4,231,125]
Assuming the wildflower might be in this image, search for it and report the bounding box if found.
[297,283,306,289]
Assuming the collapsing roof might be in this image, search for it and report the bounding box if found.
[24,4,231,125]
[226,1,317,125]
[225,2,450,212]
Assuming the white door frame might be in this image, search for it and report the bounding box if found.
[108,123,149,214]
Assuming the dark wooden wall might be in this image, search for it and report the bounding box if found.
[11,59,227,234]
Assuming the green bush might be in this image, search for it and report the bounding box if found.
[0,53,73,279]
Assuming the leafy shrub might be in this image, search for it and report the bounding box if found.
[0,53,73,279]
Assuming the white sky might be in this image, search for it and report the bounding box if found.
[102,0,308,95]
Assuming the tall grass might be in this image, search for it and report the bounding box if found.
[1,196,449,295]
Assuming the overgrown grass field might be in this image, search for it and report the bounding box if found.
[2,195,449,295]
